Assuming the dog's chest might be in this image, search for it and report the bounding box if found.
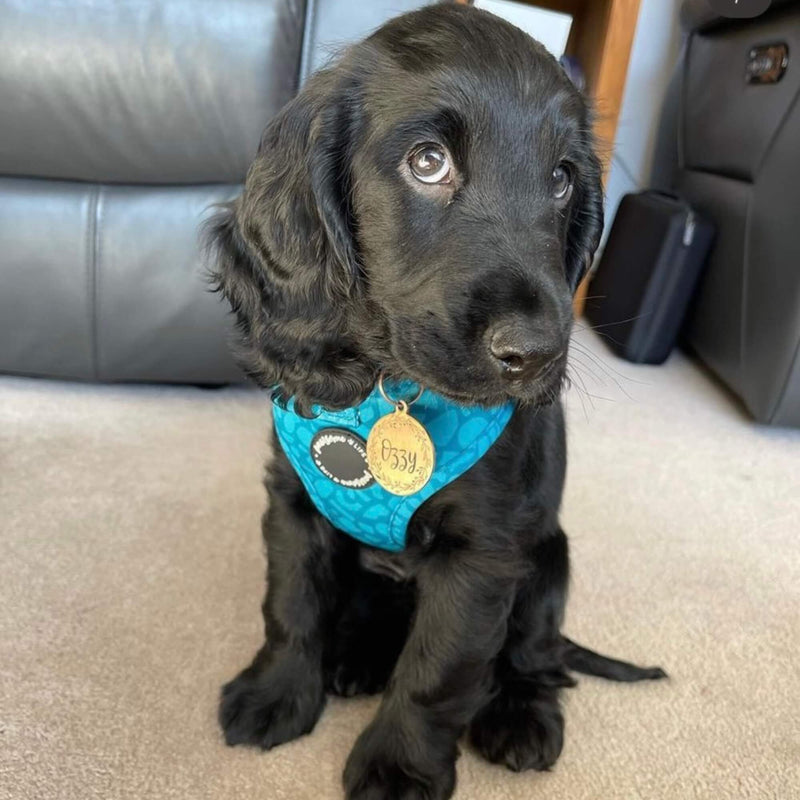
[359,545,414,581]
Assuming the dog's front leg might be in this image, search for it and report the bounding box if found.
[470,528,572,772]
[343,547,516,800]
[218,470,340,750]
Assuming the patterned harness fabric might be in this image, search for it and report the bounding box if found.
[272,381,515,551]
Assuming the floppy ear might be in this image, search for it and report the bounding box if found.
[206,68,377,414]
[239,69,362,295]
[565,148,604,294]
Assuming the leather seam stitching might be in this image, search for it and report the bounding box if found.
[768,333,800,424]
[86,186,99,380]
[677,35,689,173]
[740,189,751,383]
[752,76,800,178]
[298,0,317,87]
[92,186,105,380]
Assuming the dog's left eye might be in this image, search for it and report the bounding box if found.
[408,145,451,184]
[552,164,573,200]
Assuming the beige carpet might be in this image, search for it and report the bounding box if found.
[1,329,798,800]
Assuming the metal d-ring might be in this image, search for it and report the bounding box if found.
[377,373,424,409]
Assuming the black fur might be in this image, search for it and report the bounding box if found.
[209,6,664,799]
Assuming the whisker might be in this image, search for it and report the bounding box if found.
[567,351,604,384]
[568,341,639,401]
[571,339,652,390]
[567,365,617,404]
[565,368,593,420]
[581,313,651,331]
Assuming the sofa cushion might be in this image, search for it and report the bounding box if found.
[0,0,305,184]
[0,177,243,383]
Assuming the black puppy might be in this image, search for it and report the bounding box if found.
[209,5,664,799]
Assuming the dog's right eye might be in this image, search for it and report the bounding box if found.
[552,163,573,201]
[408,145,451,184]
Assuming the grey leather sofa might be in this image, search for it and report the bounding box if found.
[0,0,431,384]
[652,0,800,426]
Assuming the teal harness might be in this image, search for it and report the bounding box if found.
[272,382,514,552]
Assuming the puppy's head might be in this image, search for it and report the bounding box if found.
[209,4,603,413]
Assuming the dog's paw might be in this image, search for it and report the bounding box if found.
[325,596,408,698]
[469,684,563,772]
[326,657,389,698]
[325,643,394,697]
[344,721,456,800]
[344,761,454,800]
[219,661,325,750]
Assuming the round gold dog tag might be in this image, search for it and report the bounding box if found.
[366,402,435,496]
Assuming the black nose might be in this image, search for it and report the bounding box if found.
[488,324,562,381]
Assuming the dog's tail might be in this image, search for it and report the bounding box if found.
[562,637,668,682]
